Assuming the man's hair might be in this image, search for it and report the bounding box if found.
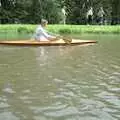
[41,19,48,25]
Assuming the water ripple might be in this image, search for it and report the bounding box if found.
[0,38,120,120]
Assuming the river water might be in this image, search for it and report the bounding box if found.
[0,34,120,120]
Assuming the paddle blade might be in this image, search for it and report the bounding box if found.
[62,36,72,44]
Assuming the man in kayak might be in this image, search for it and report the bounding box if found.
[34,19,58,41]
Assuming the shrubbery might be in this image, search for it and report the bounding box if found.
[0,24,120,34]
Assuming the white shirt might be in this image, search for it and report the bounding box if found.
[98,9,105,17]
[34,25,55,41]
[87,8,93,16]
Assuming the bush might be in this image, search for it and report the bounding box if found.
[59,28,72,34]
[0,24,120,34]
[17,27,28,33]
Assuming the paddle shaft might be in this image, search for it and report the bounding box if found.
[57,36,72,44]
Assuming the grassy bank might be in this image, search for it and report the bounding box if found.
[0,24,120,34]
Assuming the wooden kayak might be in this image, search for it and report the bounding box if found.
[0,39,97,46]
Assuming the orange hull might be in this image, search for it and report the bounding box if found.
[0,39,97,46]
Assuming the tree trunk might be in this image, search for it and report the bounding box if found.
[111,0,120,25]
[0,0,12,23]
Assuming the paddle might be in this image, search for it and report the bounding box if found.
[48,32,72,44]
[56,35,72,44]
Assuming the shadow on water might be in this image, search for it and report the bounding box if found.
[0,34,120,120]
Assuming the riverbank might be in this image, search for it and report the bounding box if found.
[0,24,120,34]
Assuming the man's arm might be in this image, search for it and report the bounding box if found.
[41,28,58,41]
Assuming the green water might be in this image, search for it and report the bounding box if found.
[0,33,120,120]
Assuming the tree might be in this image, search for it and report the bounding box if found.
[0,0,15,23]
[0,0,63,24]
[65,0,93,24]
[64,0,118,25]
[111,0,120,25]
[0,0,120,24]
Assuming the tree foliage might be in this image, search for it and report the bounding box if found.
[0,0,120,24]
[0,0,62,24]
[65,0,120,24]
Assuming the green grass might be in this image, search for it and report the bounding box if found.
[0,24,120,34]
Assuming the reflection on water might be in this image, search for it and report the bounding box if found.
[0,34,120,120]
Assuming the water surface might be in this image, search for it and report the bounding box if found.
[0,34,120,120]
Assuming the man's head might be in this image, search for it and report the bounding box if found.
[41,19,48,27]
